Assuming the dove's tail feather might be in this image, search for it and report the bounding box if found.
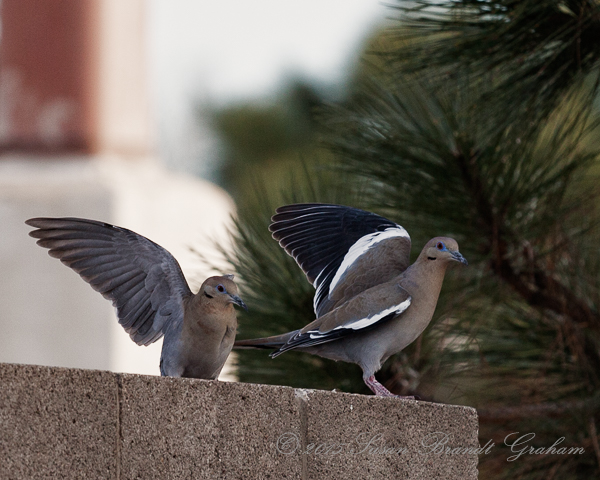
[233,331,298,353]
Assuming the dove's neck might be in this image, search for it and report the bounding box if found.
[399,256,449,309]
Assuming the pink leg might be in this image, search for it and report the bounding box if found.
[364,375,415,399]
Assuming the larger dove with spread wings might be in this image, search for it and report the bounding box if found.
[235,203,467,397]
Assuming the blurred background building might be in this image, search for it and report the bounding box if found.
[0,0,385,378]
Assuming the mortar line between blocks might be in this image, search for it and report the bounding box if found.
[116,374,123,480]
[294,390,309,480]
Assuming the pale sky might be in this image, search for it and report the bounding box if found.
[147,0,388,174]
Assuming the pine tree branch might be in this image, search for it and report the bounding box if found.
[493,257,598,329]
[453,143,599,331]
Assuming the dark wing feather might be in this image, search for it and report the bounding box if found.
[270,203,411,317]
[26,217,192,346]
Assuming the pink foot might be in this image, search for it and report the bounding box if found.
[364,375,415,399]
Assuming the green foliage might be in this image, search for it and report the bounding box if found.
[207,2,600,477]
[207,81,324,201]
[385,0,600,117]
[320,71,600,278]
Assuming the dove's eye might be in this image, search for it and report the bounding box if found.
[217,284,226,293]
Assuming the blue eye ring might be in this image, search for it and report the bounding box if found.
[217,284,226,293]
[436,242,445,250]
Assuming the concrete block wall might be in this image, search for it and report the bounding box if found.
[0,363,479,479]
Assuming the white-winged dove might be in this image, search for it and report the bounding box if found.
[234,203,467,397]
[26,217,247,380]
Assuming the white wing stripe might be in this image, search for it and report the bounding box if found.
[333,297,411,331]
[328,227,409,295]
[309,332,327,339]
